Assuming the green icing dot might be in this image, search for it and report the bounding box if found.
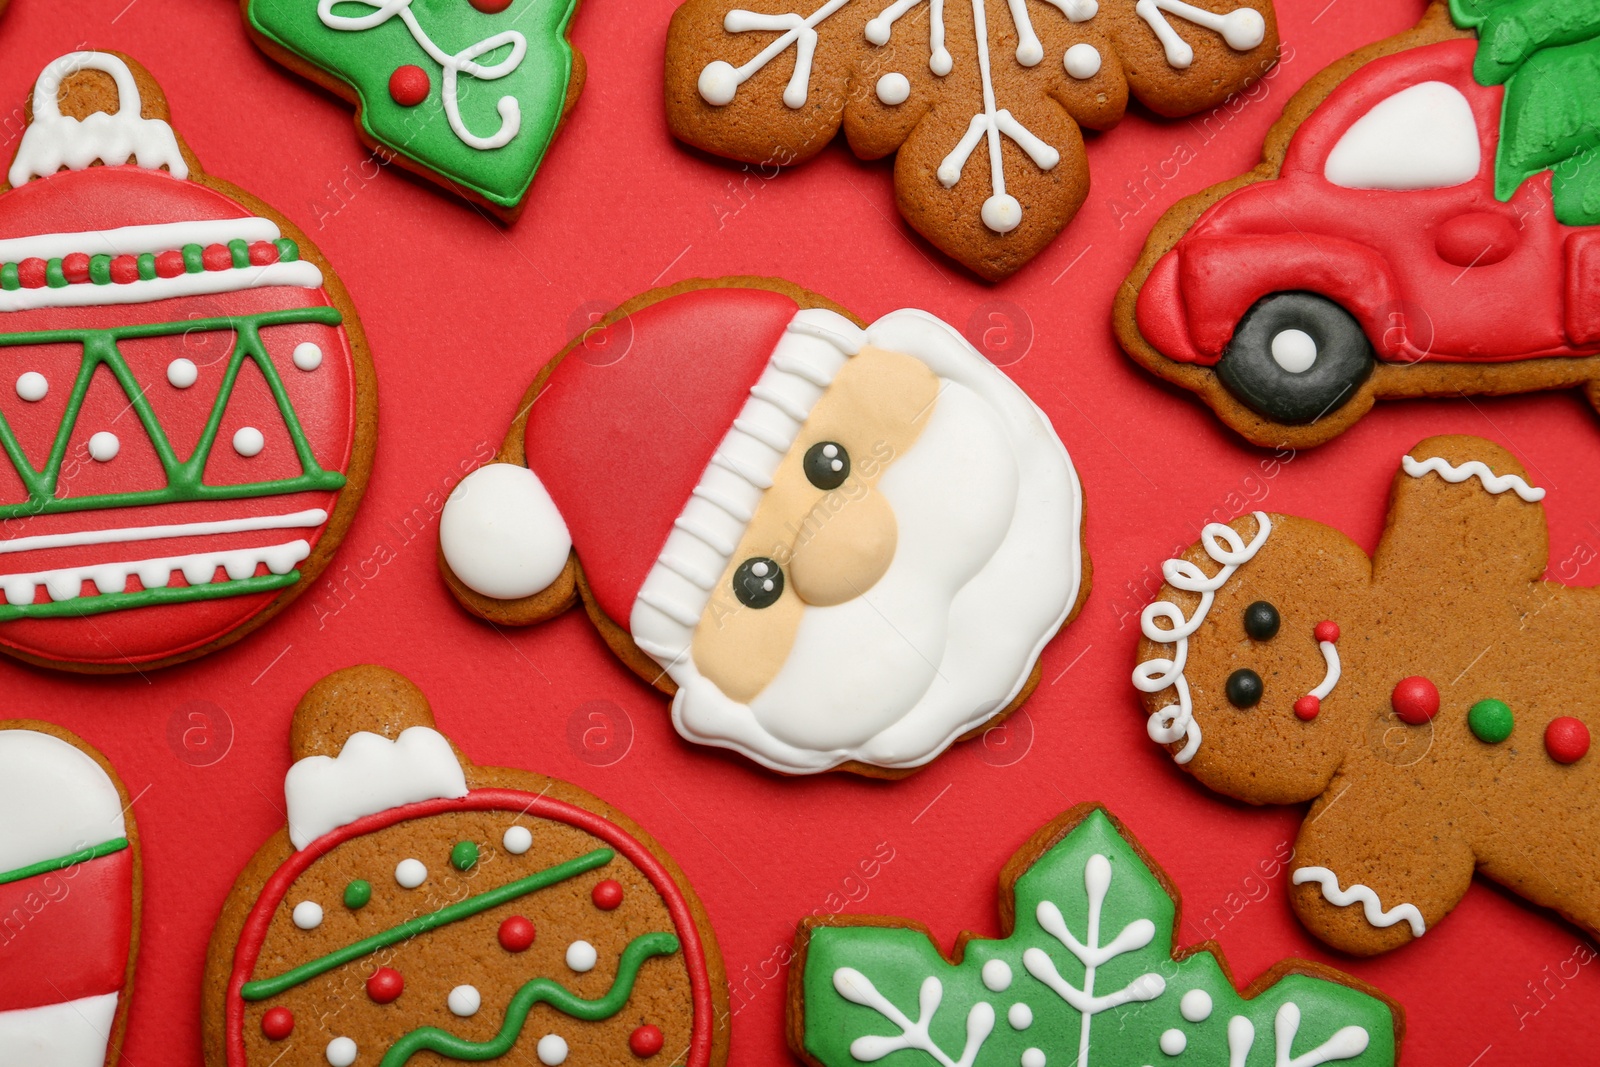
[274,237,299,262]
[182,243,204,273]
[229,238,250,269]
[344,879,372,909]
[0,264,17,291]
[45,259,66,288]
[1469,699,1514,744]
[451,840,479,872]
[88,255,112,285]
[136,253,156,281]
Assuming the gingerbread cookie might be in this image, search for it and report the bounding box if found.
[666,0,1277,280]
[1117,3,1600,447]
[1133,436,1600,956]
[203,665,727,1067]
[791,804,1400,1067]
[244,0,585,220]
[0,51,375,671]
[436,278,1088,776]
[0,721,141,1067]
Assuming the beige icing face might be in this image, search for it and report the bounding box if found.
[690,345,940,704]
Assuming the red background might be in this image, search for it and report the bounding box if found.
[6,1,1597,1064]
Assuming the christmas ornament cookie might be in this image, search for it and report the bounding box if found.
[666,0,1277,280]
[1117,2,1600,447]
[0,721,141,1067]
[244,0,585,219]
[791,804,1400,1067]
[1132,436,1600,956]
[0,51,374,671]
[436,278,1088,776]
[203,665,728,1067]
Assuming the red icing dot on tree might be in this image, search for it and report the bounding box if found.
[1313,620,1340,644]
[592,879,624,910]
[1545,717,1590,764]
[261,1006,294,1040]
[1293,695,1320,721]
[469,0,514,10]
[498,915,536,952]
[366,966,405,1003]
[389,65,431,107]
[1391,676,1439,725]
[630,1024,665,1057]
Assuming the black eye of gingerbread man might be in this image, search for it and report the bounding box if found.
[733,557,784,608]
[803,441,850,490]
[1227,668,1263,708]
[1243,600,1281,640]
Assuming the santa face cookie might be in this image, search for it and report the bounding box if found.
[0,722,140,1067]
[1133,436,1600,956]
[792,805,1400,1067]
[1118,3,1600,447]
[437,279,1088,776]
[666,0,1277,280]
[204,665,727,1067]
[244,0,584,219]
[0,52,374,671]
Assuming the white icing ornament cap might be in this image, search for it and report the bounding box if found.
[284,727,467,850]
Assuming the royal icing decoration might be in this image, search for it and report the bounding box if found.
[1289,868,1426,939]
[1400,454,1544,502]
[10,53,187,186]
[284,727,468,850]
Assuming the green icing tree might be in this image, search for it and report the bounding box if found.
[795,808,1398,1067]
[1451,0,1600,225]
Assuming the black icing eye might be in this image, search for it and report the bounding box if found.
[1243,601,1281,641]
[1226,668,1263,708]
[803,441,850,490]
[732,557,784,609]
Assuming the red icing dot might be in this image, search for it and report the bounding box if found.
[1390,676,1439,725]
[248,240,280,266]
[470,0,514,10]
[154,250,185,278]
[592,879,624,910]
[366,966,404,1003]
[1293,695,1320,721]
[630,1024,665,1057]
[1313,620,1340,644]
[109,255,139,284]
[389,65,430,107]
[62,252,90,283]
[1545,717,1590,764]
[17,258,46,288]
[261,1006,294,1040]
[499,915,536,952]
[201,243,233,271]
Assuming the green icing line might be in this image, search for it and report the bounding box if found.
[88,254,112,285]
[0,837,128,886]
[0,572,298,622]
[274,238,298,262]
[229,239,250,269]
[450,840,479,871]
[379,932,681,1067]
[136,253,156,281]
[45,259,66,288]
[344,878,372,909]
[241,847,614,1001]
[181,243,204,273]
[0,264,16,291]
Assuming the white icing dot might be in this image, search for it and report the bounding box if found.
[823,444,838,457]
[325,1037,357,1067]
[1160,1028,1187,1056]
[1220,7,1267,49]
[1021,1049,1045,1067]
[537,1034,570,1065]
[88,431,119,462]
[752,561,770,578]
[292,901,323,930]
[982,193,1023,234]
[1008,1002,1033,1030]
[395,858,427,888]
[1065,42,1102,79]
[1270,328,1319,374]
[566,939,597,973]
[876,72,911,106]
[699,61,739,106]
[503,825,533,854]
[293,341,323,371]
[15,372,46,401]
[448,984,481,1017]
[1180,988,1213,1022]
[167,358,198,389]
[981,958,1012,992]
[233,426,265,457]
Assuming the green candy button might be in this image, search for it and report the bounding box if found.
[344,879,372,909]
[1469,699,1514,744]
[451,840,479,872]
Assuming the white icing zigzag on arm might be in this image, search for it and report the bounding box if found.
[1134,0,1266,70]
[1400,454,1545,502]
[1291,866,1426,938]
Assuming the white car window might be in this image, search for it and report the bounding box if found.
[1323,81,1481,191]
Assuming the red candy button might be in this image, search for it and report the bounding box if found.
[367,966,404,1003]
[389,65,430,107]
[1391,676,1439,725]
[1545,717,1590,764]
[261,1006,294,1040]
[1293,695,1320,721]
[499,915,536,952]
[1313,620,1340,644]
[630,1024,665,1057]
[592,879,624,910]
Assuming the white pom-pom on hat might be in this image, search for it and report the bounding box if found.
[440,463,572,600]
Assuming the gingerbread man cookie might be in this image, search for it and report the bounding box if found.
[1133,436,1598,955]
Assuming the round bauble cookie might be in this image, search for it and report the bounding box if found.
[0,51,375,671]
[203,665,728,1067]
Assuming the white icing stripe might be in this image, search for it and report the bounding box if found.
[1291,866,1426,937]
[1400,454,1544,502]
[0,218,282,266]
[1133,513,1272,765]
[0,992,119,1067]
[1134,0,1266,70]
[1309,639,1340,700]
[0,261,322,312]
[0,539,311,607]
[0,509,327,556]
[284,727,468,850]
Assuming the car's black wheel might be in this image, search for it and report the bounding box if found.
[1216,292,1375,424]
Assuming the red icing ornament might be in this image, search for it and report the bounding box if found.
[388,65,431,107]
[1545,717,1590,764]
[1313,620,1340,644]
[1293,695,1320,721]
[261,1006,294,1040]
[593,879,624,910]
[366,966,404,1003]
[630,1024,665,1057]
[1390,676,1439,725]
[469,0,514,10]
[498,915,536,952]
